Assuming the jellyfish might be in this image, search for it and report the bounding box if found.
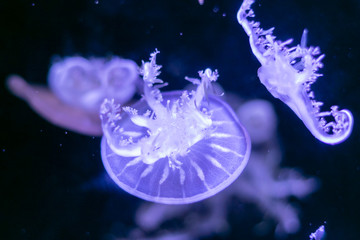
[6,56,139,136]
[100,50,251,204]
[237,0,353,145]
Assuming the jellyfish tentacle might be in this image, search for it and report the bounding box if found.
[238,0,353,144]
[294,95,354,145]
[140,49,167,115]
[100,99,142,157]
[237,0,270,65]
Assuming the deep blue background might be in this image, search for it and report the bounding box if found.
[0,0,359,239]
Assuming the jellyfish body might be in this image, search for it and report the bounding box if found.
[49,56,138,113]
[100,50,251,204]
[237,0,353,144]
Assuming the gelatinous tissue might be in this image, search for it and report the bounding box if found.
[6,56,139,135]
[100,50,251,204]
[237,0,353,144]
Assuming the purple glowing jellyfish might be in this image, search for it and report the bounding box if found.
[100,50,251,204]
[237,0,353,145]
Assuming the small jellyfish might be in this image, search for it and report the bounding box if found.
[237,0,353,145]
[100,50,251,204]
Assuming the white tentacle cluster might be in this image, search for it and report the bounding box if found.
[100,50,217,165]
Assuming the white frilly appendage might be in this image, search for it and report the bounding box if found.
[100,50,217,165]
[237,0,353,144]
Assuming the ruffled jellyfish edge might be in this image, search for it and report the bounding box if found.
[237,0,354,145]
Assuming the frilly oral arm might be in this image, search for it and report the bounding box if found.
[237,0,353,144]
[139,49,167,115]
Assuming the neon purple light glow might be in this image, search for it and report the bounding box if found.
[237,0,353,145]
[100,50,251,204]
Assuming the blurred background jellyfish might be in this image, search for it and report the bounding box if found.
[235,99,320,237]
[49,56,138,113]
[6,56,139,136]
[237,99,277,145]
[100,50,251,204]
[237,0,354,145]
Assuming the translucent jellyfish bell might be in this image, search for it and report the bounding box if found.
[100,50,251,204]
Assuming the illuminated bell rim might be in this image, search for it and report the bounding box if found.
[101,91,251,204]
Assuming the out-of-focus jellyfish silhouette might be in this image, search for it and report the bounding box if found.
[237,99,277,144]
[237,0,354,145]
[100,50,251,204]
[49,56,138,113]
[236,99,320,237]
[126,97,319,239]
[6,56,139,136]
